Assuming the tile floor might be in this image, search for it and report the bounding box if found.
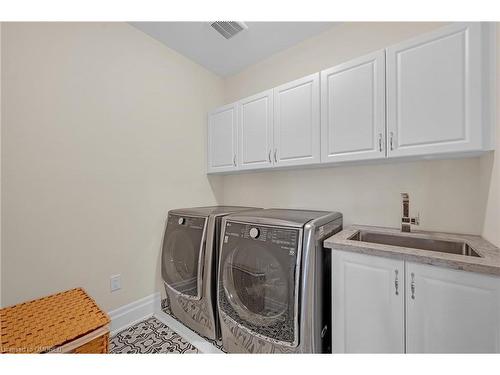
[110,316,199,354]
[110,298,226,354]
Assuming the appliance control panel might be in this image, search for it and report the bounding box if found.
[224,221,300,253]
[167,214,206,231]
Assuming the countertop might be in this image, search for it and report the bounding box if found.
[324,225,500,276]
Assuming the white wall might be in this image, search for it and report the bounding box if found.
[221,22,494,237]
[1,22,225,310]
[480,24,500,248]
[0,22,3,307]
[1,21,499,314]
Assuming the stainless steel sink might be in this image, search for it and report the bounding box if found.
[349,230,481,257]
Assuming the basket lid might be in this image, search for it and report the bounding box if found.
[0,288,110,353]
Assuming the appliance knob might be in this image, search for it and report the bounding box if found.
[249,227,260,239]
[178,217,185,225]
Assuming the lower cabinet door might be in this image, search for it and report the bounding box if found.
[406,262,500,353]
[332,250,405,353]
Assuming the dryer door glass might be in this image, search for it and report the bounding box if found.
[219,222,300,346]
[161,214,207,298]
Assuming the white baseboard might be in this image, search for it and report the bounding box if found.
[154,310,223,354]
[108,292,160,335]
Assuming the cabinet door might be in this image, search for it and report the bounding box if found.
[332,250,405,353]
[238,90,274,170]
[406,262,500,353]
[386,22,483,157]
[207,103,238,173]
[321,51,386,163]
[273,73,320,167]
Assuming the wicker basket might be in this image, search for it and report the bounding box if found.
[0,288,110,354]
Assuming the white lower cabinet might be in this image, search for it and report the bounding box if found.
[406,262,500,353]
[332,251,404,353]
[332,250,500,353]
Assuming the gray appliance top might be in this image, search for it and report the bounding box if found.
[168,206,258,218]
[224,208,342,228]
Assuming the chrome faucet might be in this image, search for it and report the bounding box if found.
[401,193,419,232]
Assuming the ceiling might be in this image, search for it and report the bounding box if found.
[130,22,338,77]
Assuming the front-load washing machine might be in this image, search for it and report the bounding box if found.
[161,206,258,341]
[217,208,342,353]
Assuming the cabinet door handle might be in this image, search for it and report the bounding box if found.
[378,133,383,152]
[233,154,236,167]
[410,272,416,300]
[390,132,394,151]
[274,149,278,163]
[268,149,272,163]
[394,269,399,296]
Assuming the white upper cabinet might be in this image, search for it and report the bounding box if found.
[406,262,500,353]
[321,51,386,163]
[207,23,495,174]
[332,250,405,353]
[238,90,274,170]
[207,103,238,173]
[386,22,491,157]
[273,73,320,167]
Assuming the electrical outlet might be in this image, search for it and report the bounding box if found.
[110,274,121,292]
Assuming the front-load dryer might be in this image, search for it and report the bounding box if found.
[217,208,342,353]
[161,206,258,341]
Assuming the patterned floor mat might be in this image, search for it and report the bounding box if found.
[110,316,199,354]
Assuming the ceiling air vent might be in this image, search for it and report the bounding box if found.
[209,21,248,39]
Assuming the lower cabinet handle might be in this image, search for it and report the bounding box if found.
[268,149,272,163]
[410,272,416,300]
[233,154,236,167]
[390,132,394,151]
[378,133,383,152]
[394,270,399,296]
[274,149,278,163]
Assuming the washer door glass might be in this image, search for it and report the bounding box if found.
[223,244,289,324]
[219,222,300,345]
[161,214,207,298]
